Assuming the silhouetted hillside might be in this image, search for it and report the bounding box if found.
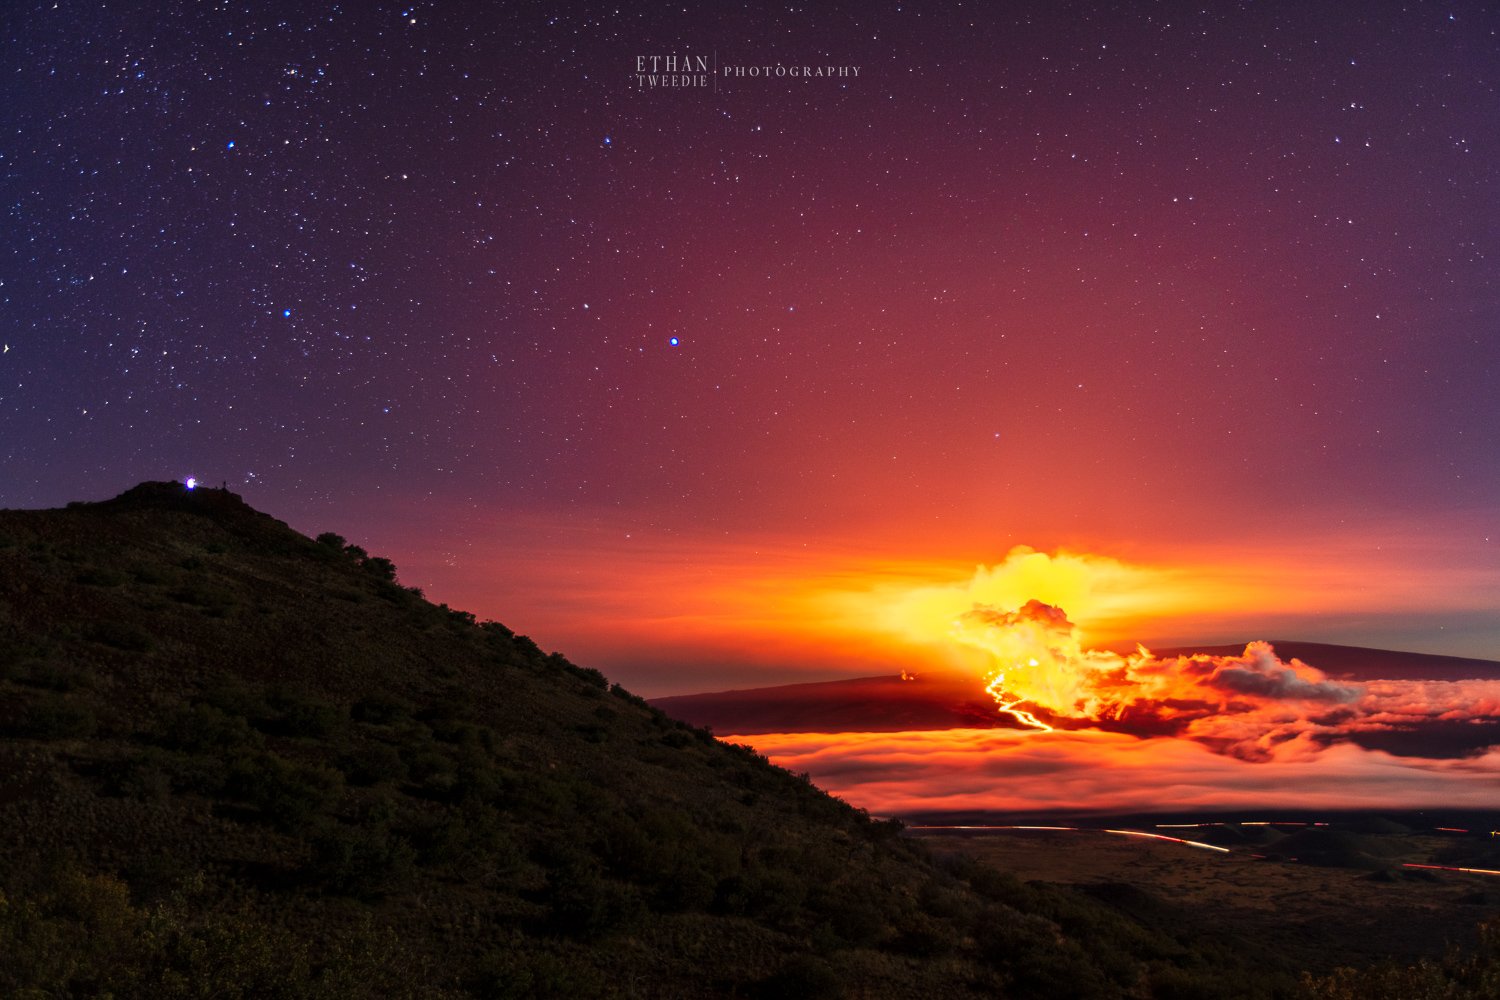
[0,481,1281,999]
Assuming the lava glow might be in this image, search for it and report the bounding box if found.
[939,597,1362,759]
[709,557,1500,816]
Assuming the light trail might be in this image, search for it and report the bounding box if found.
[906,825,1078,831]
[906,824,1231,854]
[1404,863,1500,877]
[1103,829,1232,853]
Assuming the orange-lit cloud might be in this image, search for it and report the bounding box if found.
[819,546,1248,652]
[732,728,1500,816]
[926,598,1367,758]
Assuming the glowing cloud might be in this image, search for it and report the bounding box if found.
[840,546,1215,652]
[930,597,1443,761]
[732,728,1500,816]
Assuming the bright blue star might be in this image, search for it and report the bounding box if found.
[282,308,292,318]
[669,337,680,346]
[226,140,235,149]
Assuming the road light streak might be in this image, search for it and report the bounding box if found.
[1103,829,1231,853]
[1404,863,1500,876]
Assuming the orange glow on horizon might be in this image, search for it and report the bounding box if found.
[378,502,1500,697]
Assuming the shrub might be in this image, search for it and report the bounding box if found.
[100,750,175,802]
[200,678,270,720]
[1303,917,1500,999]
[158,702,261,753]
[542,862,644,941]
[0,865,437,999]
[224,751,342,831]
[87,620,154,653]
[469,946,606,999]
[653,863,718,913]
[128,563,169,585]
[309,822,416,898]
[261,687,344,738]
[352,693,414,725]
[13,658,86,692]
[16,694,98,740]
[75,566,125,587]
[760,955,844,999]
[364,556,398,582]
[337,743,407,786]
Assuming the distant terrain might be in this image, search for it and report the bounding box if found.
[1146,642,1500,682]
[651,672,1023,736]
[916,816,1500,989]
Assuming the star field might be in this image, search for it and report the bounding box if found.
[4,2,1498,685]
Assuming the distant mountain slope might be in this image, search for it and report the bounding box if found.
[651,672,1026,736]
[0,481,1282,998]
[1147,641,1500,682]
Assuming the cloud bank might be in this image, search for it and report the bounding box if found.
[733,727,1500,817]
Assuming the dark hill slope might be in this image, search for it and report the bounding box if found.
[0,482,1267,999]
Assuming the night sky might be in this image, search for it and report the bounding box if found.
[5,2,1499,694]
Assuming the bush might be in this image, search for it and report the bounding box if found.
[224,751,342,831]
[87,620,154,652]
[100,749,176,802]
[759,955,844,999]
[337,743,407,786]
[352,693,414,725]
[542,862,644,941]
[469,946,606,999]
[12,658,86,692]
[15,694,98,739]
[309,822,416,898]
[128,563,169,585]
[364,556,398,582]
[75,566,125,587]
[261,687,344,738]
[158,702,261,753]
[0,865,438,999]
[1303,918,1500,999]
